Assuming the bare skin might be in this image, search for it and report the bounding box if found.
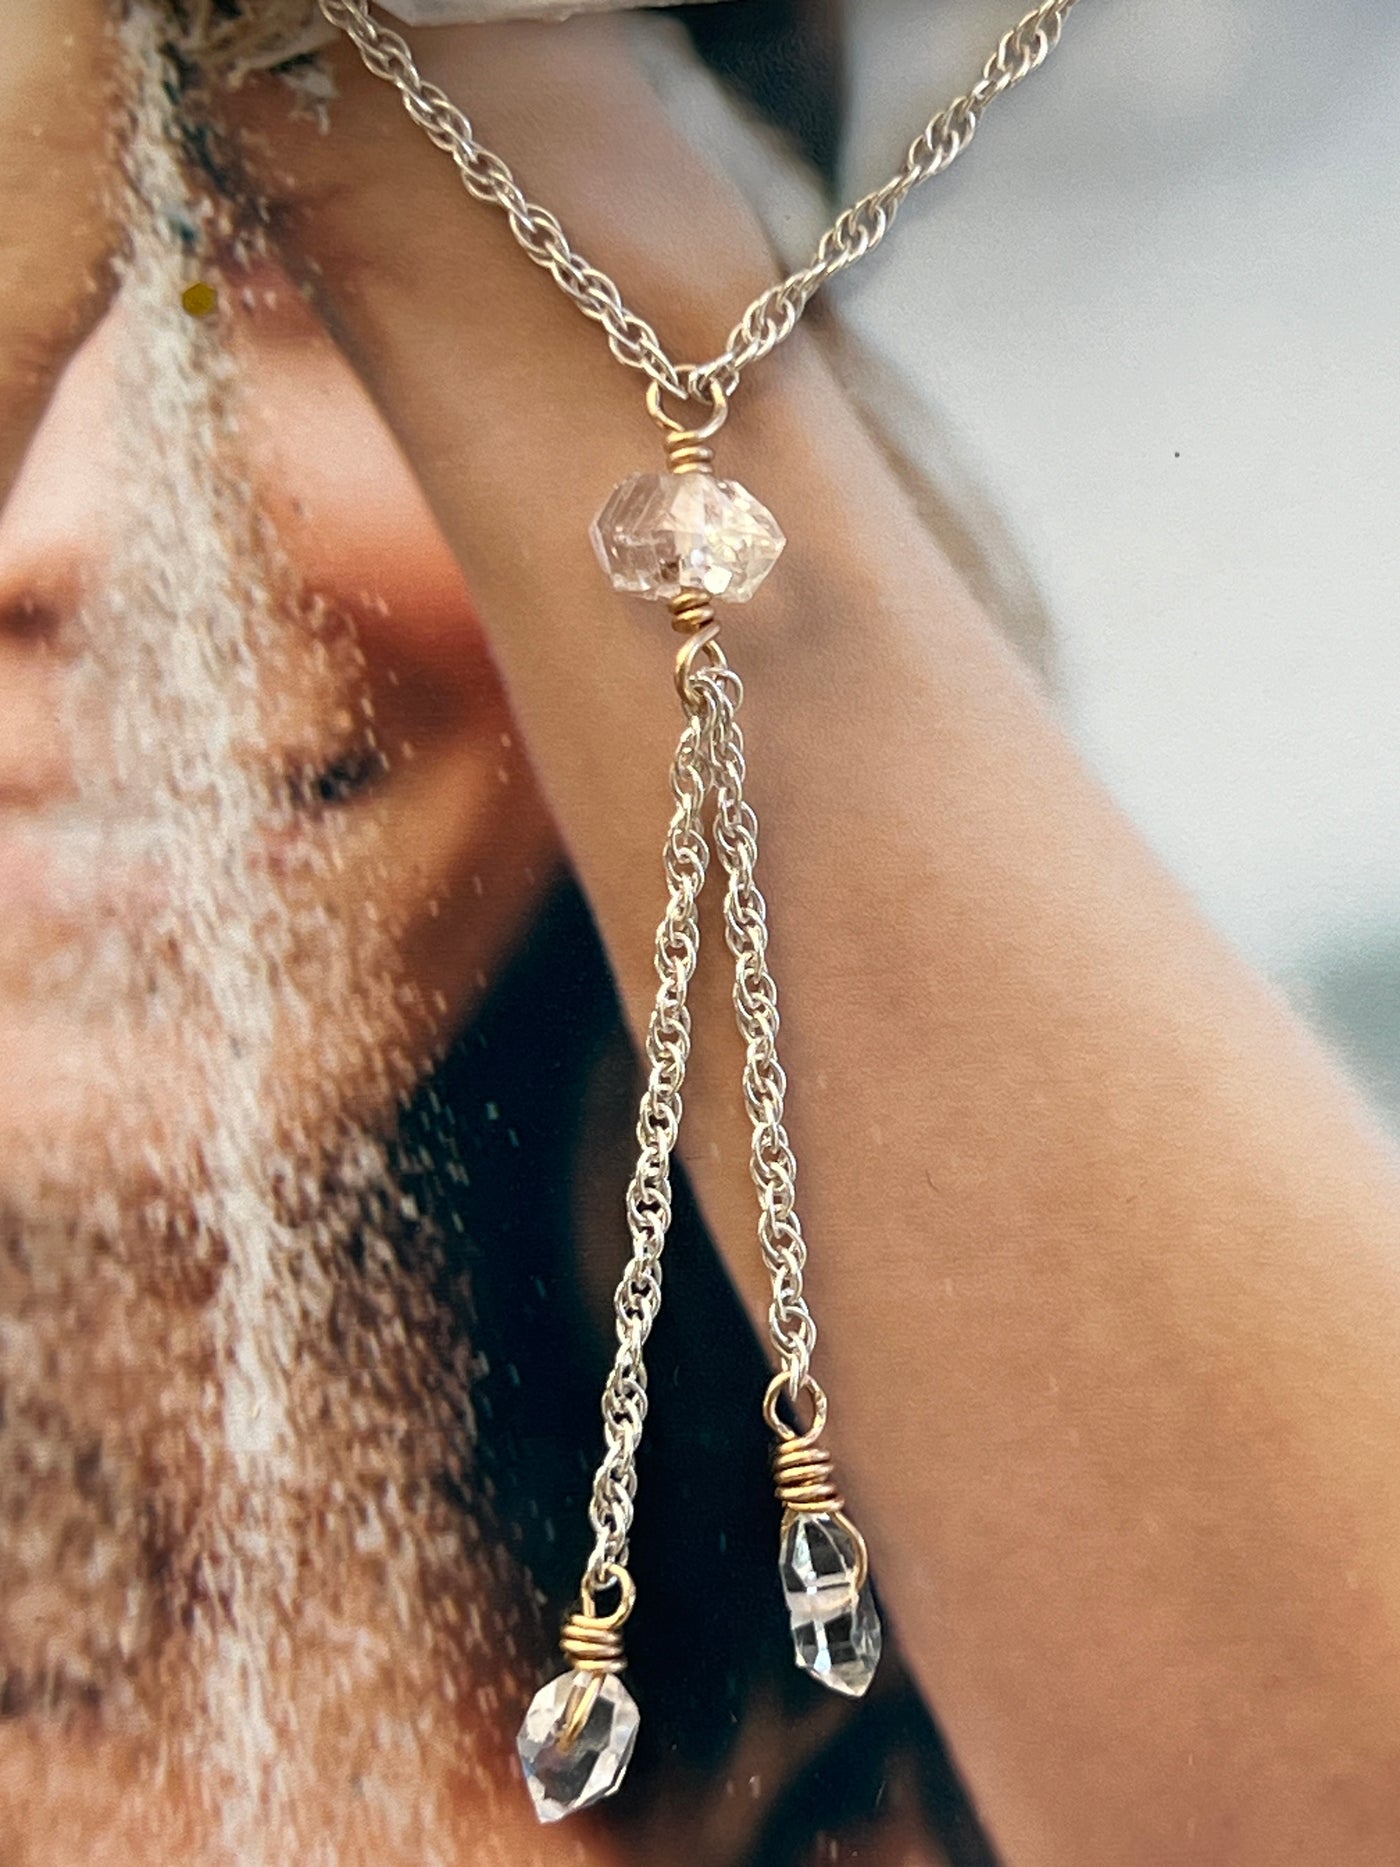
[7,9,1400,1866]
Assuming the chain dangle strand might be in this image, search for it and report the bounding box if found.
[517,379,802,1815]
[583,682,715,1592]
[701,653,815,1393]
[515,669,717,1824]
[318,0,1078,413]
[699,651,883,1699]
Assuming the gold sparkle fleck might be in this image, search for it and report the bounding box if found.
[181,281,218,319]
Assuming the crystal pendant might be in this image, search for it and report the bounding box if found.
[516,1669,640,1824]
[590,471,785,603]
[779,1513,882,1699]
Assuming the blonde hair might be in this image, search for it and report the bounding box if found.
[159,0,329,74]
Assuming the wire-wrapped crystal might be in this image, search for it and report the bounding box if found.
[590,470,785,603]
[779,1512,883,1698]
[516,1670,641,1824]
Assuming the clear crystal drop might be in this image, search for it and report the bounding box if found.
[516,1669,640,1823]
[779,1513,882,1699]
[590,471,786,603]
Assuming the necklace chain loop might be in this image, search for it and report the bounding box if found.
[583,675,712,1588]
[317,0,1078,411]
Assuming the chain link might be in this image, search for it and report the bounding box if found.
[581,677,715,1590]
[700,652,816,1395]
[317,0,1079,411]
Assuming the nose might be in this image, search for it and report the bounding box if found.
[0,548,83,653]
[0,536,76,798]
[0,476,86,803]
[0,304,121,651]
[0,310,123,799]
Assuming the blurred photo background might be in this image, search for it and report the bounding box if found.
[819,0,1400,1128]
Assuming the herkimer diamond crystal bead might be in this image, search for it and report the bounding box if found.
[590,471,786,603]
[780,1513,882,1699]
[516,1669,640,1824]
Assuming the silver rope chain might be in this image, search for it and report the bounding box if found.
[583,678,712,1587]
[705,658,816,1391]
[317,0,1078,408]
[583,651,808,1584]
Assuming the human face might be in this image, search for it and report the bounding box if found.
[0,254,567,1858]
[0,254,562,1205]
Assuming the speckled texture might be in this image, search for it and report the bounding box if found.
[0,12,547,1860]
[160,0,724,78]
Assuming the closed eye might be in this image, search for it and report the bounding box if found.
[283,745,388,814]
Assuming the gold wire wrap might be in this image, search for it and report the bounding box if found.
[669,589,715,635]
[663,431,716,477]
[559,1615,626,1675]
[662,425,721,636]
[555,1563,635,1751]
[772,1436,846,1518]
[763,1372,870,1592]
[561,1560,635,1672]
[556,1674,603,1754]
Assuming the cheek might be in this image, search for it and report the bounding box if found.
[0,290,563,1189]
[368,692,563,1058]
[233,323,522,830]
[231,328,563,1051]
[233,326,489,704]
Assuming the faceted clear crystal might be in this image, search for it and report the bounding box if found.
[780,1513,882,1699]
[516,1670,640,1824]
[590,471,785,603]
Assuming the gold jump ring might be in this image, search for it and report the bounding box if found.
[646,376,729,441]
[674,621,724,704]
[763,1370,829,1445]
[579,1560,637,1631]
